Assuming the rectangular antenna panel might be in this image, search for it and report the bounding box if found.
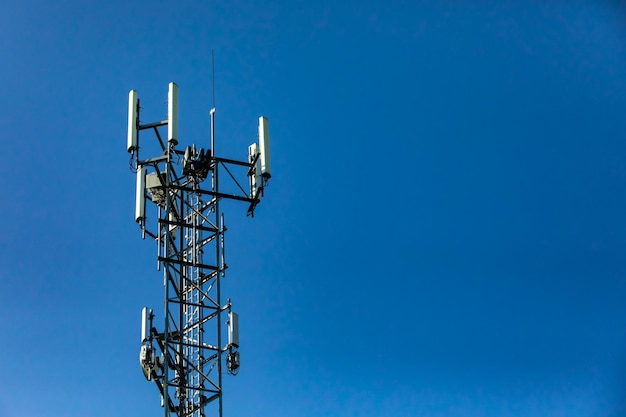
[248,143,261,198]
[141,307,151,343]
[127,90,138,152]
[135,167,146,222]
[168,82,179,146]
[258,116,271,178]
[228,311,239,348]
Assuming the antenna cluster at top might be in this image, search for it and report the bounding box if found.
[126,82,271,221]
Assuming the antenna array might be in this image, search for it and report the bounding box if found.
[127,82,271,417]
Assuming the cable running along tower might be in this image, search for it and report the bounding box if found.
[127,82,271,417]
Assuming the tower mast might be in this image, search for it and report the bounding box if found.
[128,82,271,417]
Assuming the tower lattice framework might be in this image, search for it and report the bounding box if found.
[129,83,269,417]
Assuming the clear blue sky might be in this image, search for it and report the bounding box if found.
[1,1,626,416]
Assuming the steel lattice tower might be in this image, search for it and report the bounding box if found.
[128,83,270,417]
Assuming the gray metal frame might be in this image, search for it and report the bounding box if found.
[131,100,262,417]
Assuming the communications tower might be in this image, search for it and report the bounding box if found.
[127,82,271,417]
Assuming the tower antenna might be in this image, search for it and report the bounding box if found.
[127,80,272,417]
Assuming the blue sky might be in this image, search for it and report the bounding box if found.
[1,1,626,416]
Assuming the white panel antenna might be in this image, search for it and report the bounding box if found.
[135,167,146,222]
[141,307,152,343]
[248,143,261,198]
[168,82,179,146]
[258,116,271,178]
[127,90,138,153]
[228,311,239,348]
